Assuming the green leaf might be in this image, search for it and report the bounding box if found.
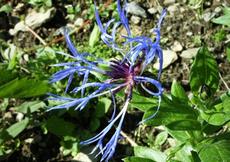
[2,44,18,70]
[89,24,100,47]
[0,4,12,13]
[134,146,167,162]
[0,69,17,86]
[212,7,230,26]
[171,80,189,102]
[200,96,230,126]
[130,91,158,111]
[173,145,195,162]
[0,78,49,98]
[227,47,230,62]
[223,95,230,110]
[94,97,111,118]
[143,96,201,130]
[89,118,100,132]
[15,101,46,113]
[60,136,79,156]
[123,157,155,162]
[0,98,9,111]
[198,140,230,162]
[44,116,76,136]
[154,131,168,146]
[189,46,219,96]
[6,118,29,138]
[200,111,230,126]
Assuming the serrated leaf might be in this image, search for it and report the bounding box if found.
[89,24,100,47]
[171,80,189,102]
[134,146,167,162]
[189,46,219,95]
[0,78,49,98]
[198,140,230,162]
[143,96,201,130]
[200,96,230,126]
[6,118,29,138]
[123,157,155,162]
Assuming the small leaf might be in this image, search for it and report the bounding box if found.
[171,80,189,102]
[154,131,168,146]
[6,118,29,138]
[134,146,167,162]
[189,46,219,96]
[0,98,9,111]
[0,4,12,13]
[123,157,155,162]
[89,24,100,47]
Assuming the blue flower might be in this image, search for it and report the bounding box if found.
[48,1,166,161]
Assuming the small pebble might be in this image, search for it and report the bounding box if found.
[172,41,183,52]
[74,18,84,27]
[16,112,24,121]
[126,2,147,18]
[164,0,176,5]
[148,8,157,14]
[131,15,141,24]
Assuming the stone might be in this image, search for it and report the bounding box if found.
[16,112,24,121]
[171,41,183,52]
[148,7,157,14]
[214,7,222,13]
[131,15,141,24]
[186,31,193,36]
[25,138,34,144]
[126,2,147,18]
[203,11,215,22]
[74,18,84,27]
[73,152,92,162]
[168,4,178,14]
[9,8,56,35]
[153,50,178,69]
[180,48,199,59]
[163,0,176,5]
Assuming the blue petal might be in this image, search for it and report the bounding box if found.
[134,76,163,96]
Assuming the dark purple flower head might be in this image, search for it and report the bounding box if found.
[48,1,166,161]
